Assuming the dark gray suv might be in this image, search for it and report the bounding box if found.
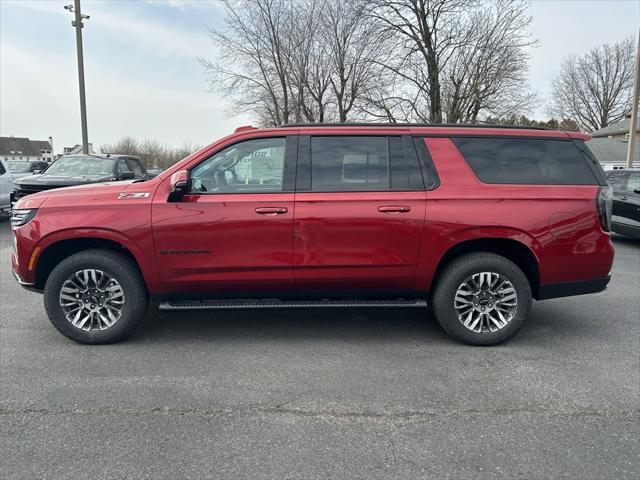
[606,169,640,238]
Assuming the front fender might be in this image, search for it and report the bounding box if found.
[28,227,161,293]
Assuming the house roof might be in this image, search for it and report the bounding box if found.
[587,138,640,163]
[64,143,95,155]
[590,116,640,138]
[0,136,52,156]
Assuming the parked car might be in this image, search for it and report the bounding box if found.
[7,160,50,181]
[606,169,640,239]
[146,168,164,178]
[0,159,13,212]
[11,124,614,345]
[12,154,149,201]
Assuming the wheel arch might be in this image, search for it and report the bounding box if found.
[34,235,145,291]
[431,237,541,299]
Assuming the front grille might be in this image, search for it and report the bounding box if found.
[14,184,59,199]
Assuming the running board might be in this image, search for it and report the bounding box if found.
[158,298,428,311]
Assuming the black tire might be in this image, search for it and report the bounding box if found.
[44,249,149,344]
[431,253,532,346]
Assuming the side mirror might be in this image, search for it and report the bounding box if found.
[33,170,42,175]
[119,171,135,180]
[634,188,640,195]
[168,169,189,202]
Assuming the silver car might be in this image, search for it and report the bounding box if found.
[0,159,14,212]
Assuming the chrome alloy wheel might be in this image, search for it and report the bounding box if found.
[453,272,518,333]
[59,269,125,331]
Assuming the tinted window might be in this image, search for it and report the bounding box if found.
[128,158,144,177]
[453,138,597,185]
[191,137,285,193]
[311,137,389,191]
[0,162,5,175]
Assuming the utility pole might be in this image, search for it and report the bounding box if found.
[64,1,90,155]
[627,32,640,168]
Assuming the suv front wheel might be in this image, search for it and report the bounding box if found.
[432,253,532,345]
[43,249,149,344]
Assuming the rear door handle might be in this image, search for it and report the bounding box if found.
[255,207,288,215]
[620,196,628,201]
[378,205,411,213]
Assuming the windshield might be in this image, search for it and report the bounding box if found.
[44,156,114,176]
[7,161,32,173]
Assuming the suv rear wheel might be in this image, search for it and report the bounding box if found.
[432,253,532,345]
[43,249,148,344]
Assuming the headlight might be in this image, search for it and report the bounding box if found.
[10,209,38,228]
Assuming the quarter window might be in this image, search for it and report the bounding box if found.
[453,138,597,185]
[190,137,285,193]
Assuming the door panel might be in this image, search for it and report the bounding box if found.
[151,135,296,295]
[293,191,426,290]
[152,193,295,293]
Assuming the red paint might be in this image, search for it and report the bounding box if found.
[12,125,614,299]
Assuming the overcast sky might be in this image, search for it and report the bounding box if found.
[0,0,638,153]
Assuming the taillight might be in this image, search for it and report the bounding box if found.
[596,186,612,232]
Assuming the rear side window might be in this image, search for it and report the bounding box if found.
[308,136,422,192]
[452,138,597,185]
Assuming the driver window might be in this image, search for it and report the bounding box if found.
[117,158,133,175]
[190,137,285,193]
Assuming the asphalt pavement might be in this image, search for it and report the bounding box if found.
[1,216,638,479]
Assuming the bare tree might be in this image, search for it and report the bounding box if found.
[200,0,297,126]
[367,0,473,123]
[549,37,636,132]
[202,0,385,125]
[322,0,386,122]
[442,0,536,123]
[101,138,200,169]
[366,0,536,123]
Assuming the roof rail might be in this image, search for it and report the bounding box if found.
[275,122,552,131]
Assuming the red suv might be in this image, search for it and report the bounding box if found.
[11,124,615,345]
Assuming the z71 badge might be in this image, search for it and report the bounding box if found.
[118,192,150,199]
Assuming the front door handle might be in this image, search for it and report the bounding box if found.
[620,196,628,201]
[255,207,288,215]
[378,205,411,213]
